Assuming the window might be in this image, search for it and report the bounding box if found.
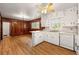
[31,22,40,29]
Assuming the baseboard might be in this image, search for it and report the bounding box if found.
[32,41,45,47]
[45,41,76,52]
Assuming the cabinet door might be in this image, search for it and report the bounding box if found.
[47,32,59,45]
[60,33,74,50]
[32,32,43,46]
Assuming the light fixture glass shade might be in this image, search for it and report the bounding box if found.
[39,3,54,14]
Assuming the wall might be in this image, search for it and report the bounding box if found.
[0,13,2,40]
[2,17,31,36]
[2,17,43,36]
[41,6,77,32]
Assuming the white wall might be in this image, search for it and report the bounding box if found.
[3,22,10,36]
[41,6,77,29]
[76,4,79,46]
[76,4,79,53]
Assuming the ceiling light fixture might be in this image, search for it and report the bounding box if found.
[39,3,54,14]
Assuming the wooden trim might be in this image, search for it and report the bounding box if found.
[0,13,2,40]
[2,17,29,22]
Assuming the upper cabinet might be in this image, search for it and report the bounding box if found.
[41,11,64,27]
[41,6,77,28]
[78,4,79,19]
[64,7,77,26]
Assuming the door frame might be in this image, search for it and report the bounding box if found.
[0,13,2,40]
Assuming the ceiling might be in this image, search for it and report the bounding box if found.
[0,3,77,21]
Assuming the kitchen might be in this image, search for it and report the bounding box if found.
[0,3,79,55]
[32,3,78,53]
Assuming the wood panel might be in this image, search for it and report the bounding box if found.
[0,13,2,40]
[10,21,30,36]
[0,35,76,55]
[2,17,31,36]
[2,17,44,36]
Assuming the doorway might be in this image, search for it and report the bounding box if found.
[3,22,10,37]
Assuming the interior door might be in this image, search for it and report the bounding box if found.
[0,14,2,40]
[3,22,10,36]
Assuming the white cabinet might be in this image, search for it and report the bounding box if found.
[78,4,79,18]
[64,7,77,27]
[60,33,74,50]
[46,32,59,45]
[32,31,59,46]
[32,31,74,50]
[32,31,43,46]
[57,11,64,18]
[41,11,64,27]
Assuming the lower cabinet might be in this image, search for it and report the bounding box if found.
[32,31,43,46]
[32,31,74,50]
[46,32,59,45]
[60,33,74,50]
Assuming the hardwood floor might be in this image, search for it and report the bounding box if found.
[0,35,76,55]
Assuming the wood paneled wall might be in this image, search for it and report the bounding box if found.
[2,17,31,36]
[0,14,2,40]
[10,21,31,36]
[2,17,44,36]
